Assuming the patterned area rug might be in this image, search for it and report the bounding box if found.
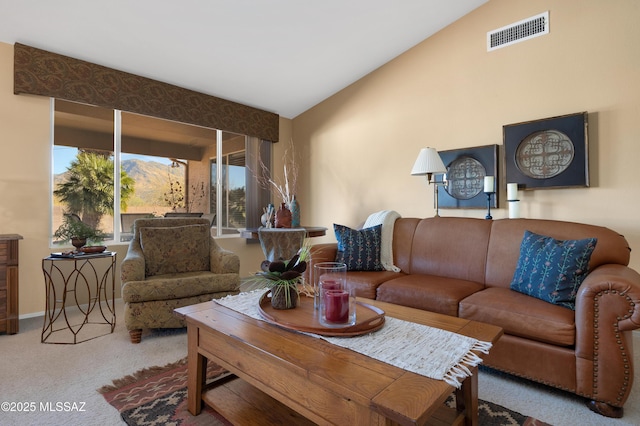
[99,358,550,426]
[98,358,231,426]
[445,396,550,426]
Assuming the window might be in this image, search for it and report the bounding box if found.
[211,151,246,233]
[52,100,267,244]
[53,101,116,241]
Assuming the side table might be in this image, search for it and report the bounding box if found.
[41,252,117,344]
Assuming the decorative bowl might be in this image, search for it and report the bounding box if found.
[80,245,107,254]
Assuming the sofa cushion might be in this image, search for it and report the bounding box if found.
[459,287,576,346]
[408,217,492,284]
[376,274,484,317]
[344,270,405,299]
[510,230,597,310]
[140,224,210,277]
[334,224,384,271]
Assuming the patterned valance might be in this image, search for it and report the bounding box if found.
[13,43,279,142]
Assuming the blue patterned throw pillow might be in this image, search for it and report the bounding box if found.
[510,230,597,310]
[334,224,384,271]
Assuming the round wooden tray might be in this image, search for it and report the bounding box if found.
[258,291,385,337]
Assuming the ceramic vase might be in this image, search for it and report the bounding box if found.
[290,195,300,228]
[275,202,292,228]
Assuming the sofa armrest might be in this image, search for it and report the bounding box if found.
[574,264,640,404]
[209,237,240,274]
[121,241,146,283]
[303,243,338,283]
[576,264,640,333]
[310,243,338,264]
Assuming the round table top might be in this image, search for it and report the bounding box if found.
[240,226,327,239]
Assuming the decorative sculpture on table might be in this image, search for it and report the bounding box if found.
[261,204,275,227]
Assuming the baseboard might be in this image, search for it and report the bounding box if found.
[19,298,124,320]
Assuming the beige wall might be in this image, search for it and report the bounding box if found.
[293,0,640,273]
[1,41,56,317]
[0,41,291,316]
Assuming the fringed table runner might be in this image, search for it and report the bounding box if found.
[215,290,492,388]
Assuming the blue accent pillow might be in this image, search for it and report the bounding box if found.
[334,224,384,271]
[510,230,597,310]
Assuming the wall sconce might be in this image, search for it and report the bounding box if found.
[411,147,447,216]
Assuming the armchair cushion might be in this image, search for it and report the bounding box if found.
[122,271,240,303]
[140,224,210,277]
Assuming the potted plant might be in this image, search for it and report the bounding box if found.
[53,214,106,249]
[252,253,308,309]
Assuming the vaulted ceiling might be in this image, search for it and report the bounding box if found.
[0,1,487,119]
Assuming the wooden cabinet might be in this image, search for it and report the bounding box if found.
[0,234,22,334]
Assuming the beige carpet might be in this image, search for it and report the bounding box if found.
[0,299,638,426]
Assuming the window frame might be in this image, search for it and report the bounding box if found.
[51,100,269,245]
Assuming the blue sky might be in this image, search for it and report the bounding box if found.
[53,147,172,175]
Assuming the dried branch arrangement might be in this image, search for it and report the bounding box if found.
[258,139,299,205]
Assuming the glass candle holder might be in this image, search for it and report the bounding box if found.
[314,262,355,328]
[313,262,346,309]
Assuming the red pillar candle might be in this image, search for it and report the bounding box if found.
[321,279,341,291]
[324,290,349,323]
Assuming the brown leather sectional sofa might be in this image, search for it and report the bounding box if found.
[309,217,640,417]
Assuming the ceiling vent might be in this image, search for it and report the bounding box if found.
[487,11,549,51]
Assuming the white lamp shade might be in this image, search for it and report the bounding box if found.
[411,147,447,175]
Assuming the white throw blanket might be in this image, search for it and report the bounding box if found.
[215,290,492,388]
[363,210,401,272]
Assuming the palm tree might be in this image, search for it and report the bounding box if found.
[54,151,135,229]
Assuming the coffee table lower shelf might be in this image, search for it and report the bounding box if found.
[202,373,469,426]
[202,374,315,425]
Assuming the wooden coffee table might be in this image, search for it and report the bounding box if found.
[175,298,502,426]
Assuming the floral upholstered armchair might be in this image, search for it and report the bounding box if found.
[121,218,240,343]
